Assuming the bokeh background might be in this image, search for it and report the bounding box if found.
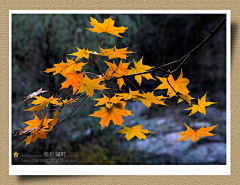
[11,14,226,165]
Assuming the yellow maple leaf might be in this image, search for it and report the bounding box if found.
[24,129,47,145]
[185,93,217,116]
[116,89,167,107]
[94,94,120,108]
[99,46,135,60]
[44,60,68,75]
[23,114,52,145]
[23,114,49,130]
[86,17,128,38]
[24,100,50,116]
[175,123,218,143]
[68,47,92,61]
[64,58,87,74]
[116,88,142,100]
[177,94,195,105]
[89,101,133,129]
[128,56,155,85]
[76,74,108,98]
[44,58,86,76]
[104,60,130,90]
[133,91,167,108]
[31,95,61,106]
[59,72,85,94]
[155,69,189,98]
[117,123,154,141]
[45,62,63,75]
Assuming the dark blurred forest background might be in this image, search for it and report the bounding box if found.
[12,14,226,165]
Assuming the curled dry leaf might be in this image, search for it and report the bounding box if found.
[22,88,47,102]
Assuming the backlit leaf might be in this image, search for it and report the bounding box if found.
[104,60,130,90]
[99,46,135,60]
[76,74,108,98]
[185,93,217,116]
[89,101,133,129]
[175,123,218,143]
[68,47,92,61]
[128,56,155,85]
[117,123,154,141]
[155,69,189,98]
[94,94,120,108]
[86,17,128,38]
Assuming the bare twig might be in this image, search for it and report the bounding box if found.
[101,17,226,84]
[54,95,89,128]
[161,17,226,69]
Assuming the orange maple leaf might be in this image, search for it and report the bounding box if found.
[68,47,92,61]
[45,60,66,75]
[99,46,135,60]
[104,60,130,90]
[31,95,61,106]
[175,123,218,143]
[44,60,67,75]
[76,74,108,98]
[116,88,142,100]
[64,59,87,74]
[97,47,114,57]
[128,56,155,85]
[177,94,195,105]
[23,114,50,130]
[24,129,48,145]
[59,72,85,94]
[155,69,189,98]
[24,100,50,116]
[116,89,167,107]
[23,114,52,145]
[86,17,128,38]
[133,91,167,108]
[185,93,217,116]
[44,58,86,76]
[89,101,133,129]
[117,123,154,141]
[94,94,120,108]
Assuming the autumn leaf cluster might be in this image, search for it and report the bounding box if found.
[15,16,218,145]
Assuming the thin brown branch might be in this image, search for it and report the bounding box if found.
[101,17,226,84]
[58,92,87,112]
[161,17,226,68]
[54,94,89,128]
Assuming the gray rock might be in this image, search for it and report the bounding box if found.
[126,101,148,116]
[83,128,92,136]
[182,142,226,164]
[119,106,226,164]
[155,132,192,157]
